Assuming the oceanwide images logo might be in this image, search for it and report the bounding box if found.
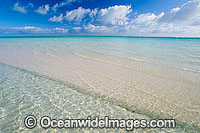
[24,115,176,130]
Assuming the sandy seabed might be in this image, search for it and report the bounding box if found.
[0,44,199,131]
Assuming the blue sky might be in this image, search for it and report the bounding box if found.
[0,0,200,36]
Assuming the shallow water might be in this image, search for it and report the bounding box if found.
[0,63,186,132]
[1,36,200,74]
[0,36,200,132]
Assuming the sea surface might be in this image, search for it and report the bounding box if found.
[0,36,200,132]
[1,36,200,73]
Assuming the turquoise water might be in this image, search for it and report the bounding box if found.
[1,36,200,72]
[0,36,200,132]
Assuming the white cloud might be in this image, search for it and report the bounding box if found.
[52,0,80,12]
[134,12,164,25]
[10,26,48,33]
[2,26,68,34]
[170,7,180,13]
[72,27,82,32]
[118,0,200,37]
[10,26,52,33]
[52,3,59,12]
[65,7,90,22]
[50,5,132,25]
[84,24,116,33]
[89,8,98,18]
[8,1,200,37]
[97,5,132,25]
[13,3,27,13]
[11,26,36,30]
[35,4,50,15]
[49,14,64,22]
[53,28,68,33]
[73,27,81,30]
[116,23,200,37]
[13,2,34,14]
[159,0,200,23]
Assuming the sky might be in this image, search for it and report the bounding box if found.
[0,0,200,36]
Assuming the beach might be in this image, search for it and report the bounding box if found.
[0,36,200,132]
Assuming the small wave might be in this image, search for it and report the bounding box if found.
[180,67,200,73]
[129,57,144,62]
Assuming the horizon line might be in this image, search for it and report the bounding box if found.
[0,35,200,39]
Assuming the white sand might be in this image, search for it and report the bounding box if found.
[0,46,199,128]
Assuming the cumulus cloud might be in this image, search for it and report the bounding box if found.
[120,0,200,36]
[13,3,27,13]
[97,5,132,25]
[35,4,50,15]
[158,0,200,23]
[65,7,90,22]
[89,8,98,18]
[49,7,97,23]
[49,5,132,25]
[9,1,200,37]
[13,2,34,13]
[52,0,81,12]
[49,14,64,22]
[84,24,114,33]
[134,12,164,25]
[52,3,59,12]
